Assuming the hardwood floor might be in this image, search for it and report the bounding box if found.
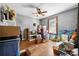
[20,40,34,50]
[20,39,54,56]
[20,39,45,50]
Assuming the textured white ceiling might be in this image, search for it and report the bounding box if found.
[0,3,78,19]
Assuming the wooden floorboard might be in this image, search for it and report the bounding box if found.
[20,39,45,51]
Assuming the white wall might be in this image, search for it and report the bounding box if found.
[40,8,78,32]
[16,14,39,31]
[58,8,78,31]
[16,14,39,40]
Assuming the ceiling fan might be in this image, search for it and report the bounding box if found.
[22,4,47,16]
[33,7,47,17]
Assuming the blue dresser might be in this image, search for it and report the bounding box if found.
[0,38,20,56]
[0,26,20,56]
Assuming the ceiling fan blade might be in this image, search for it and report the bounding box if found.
[41,11,47,13]
[41,13,44,16]
[36,8,41,11]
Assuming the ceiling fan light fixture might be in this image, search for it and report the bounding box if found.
[33,13,43,17]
